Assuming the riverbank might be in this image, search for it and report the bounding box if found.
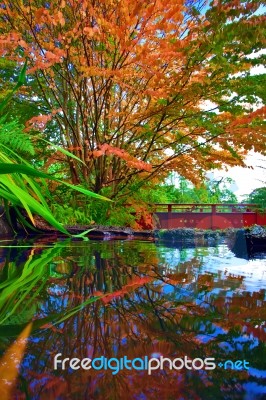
[154,225,266,257]
[1,213,265,241]
[0,210,265,256]
[42,224,266,257]
[64,224,266,258]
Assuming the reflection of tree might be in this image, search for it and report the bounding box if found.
[0,240,265,399]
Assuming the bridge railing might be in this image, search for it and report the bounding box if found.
[151,203,266,229]
[153,203,257,214]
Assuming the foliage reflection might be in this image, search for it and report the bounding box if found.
[0,238,265,399]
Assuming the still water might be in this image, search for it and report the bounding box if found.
[0,236,265,400]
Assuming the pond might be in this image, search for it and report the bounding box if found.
[0,236,265,400]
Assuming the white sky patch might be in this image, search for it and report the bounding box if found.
[207,152,266,201]
[250,64,266,76]
[199,99,218,112]
[247,49,266,59]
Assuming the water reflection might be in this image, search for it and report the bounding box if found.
[0,238,265,399]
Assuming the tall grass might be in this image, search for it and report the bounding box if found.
[0,62,110,235]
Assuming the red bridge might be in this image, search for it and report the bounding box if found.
[153,203,266,230]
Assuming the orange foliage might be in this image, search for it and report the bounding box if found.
[92,144,152,172]
[0,0,265,195]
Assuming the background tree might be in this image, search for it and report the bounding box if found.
[0,0,265,201]
[136,176,237,204]
[245,187,266,211]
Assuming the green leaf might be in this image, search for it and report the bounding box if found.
[40,138,87,165]
[0,163,53,178]
[0,61,27,113]
[0,163,111,202]
[57,180,112,201]
[17,59,27,86]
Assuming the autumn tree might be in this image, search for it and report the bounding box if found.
[246,186,266,211]
[0,0,265,199]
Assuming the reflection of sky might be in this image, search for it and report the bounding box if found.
[157,244,266,293]
[243,382,266,399]
[196,324,227,343]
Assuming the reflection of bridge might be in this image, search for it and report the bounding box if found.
[153,203,266,230]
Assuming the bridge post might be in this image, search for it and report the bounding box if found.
[167,204,172,229]
[211,204,217,230]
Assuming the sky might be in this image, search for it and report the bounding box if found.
[207,151,266,201]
